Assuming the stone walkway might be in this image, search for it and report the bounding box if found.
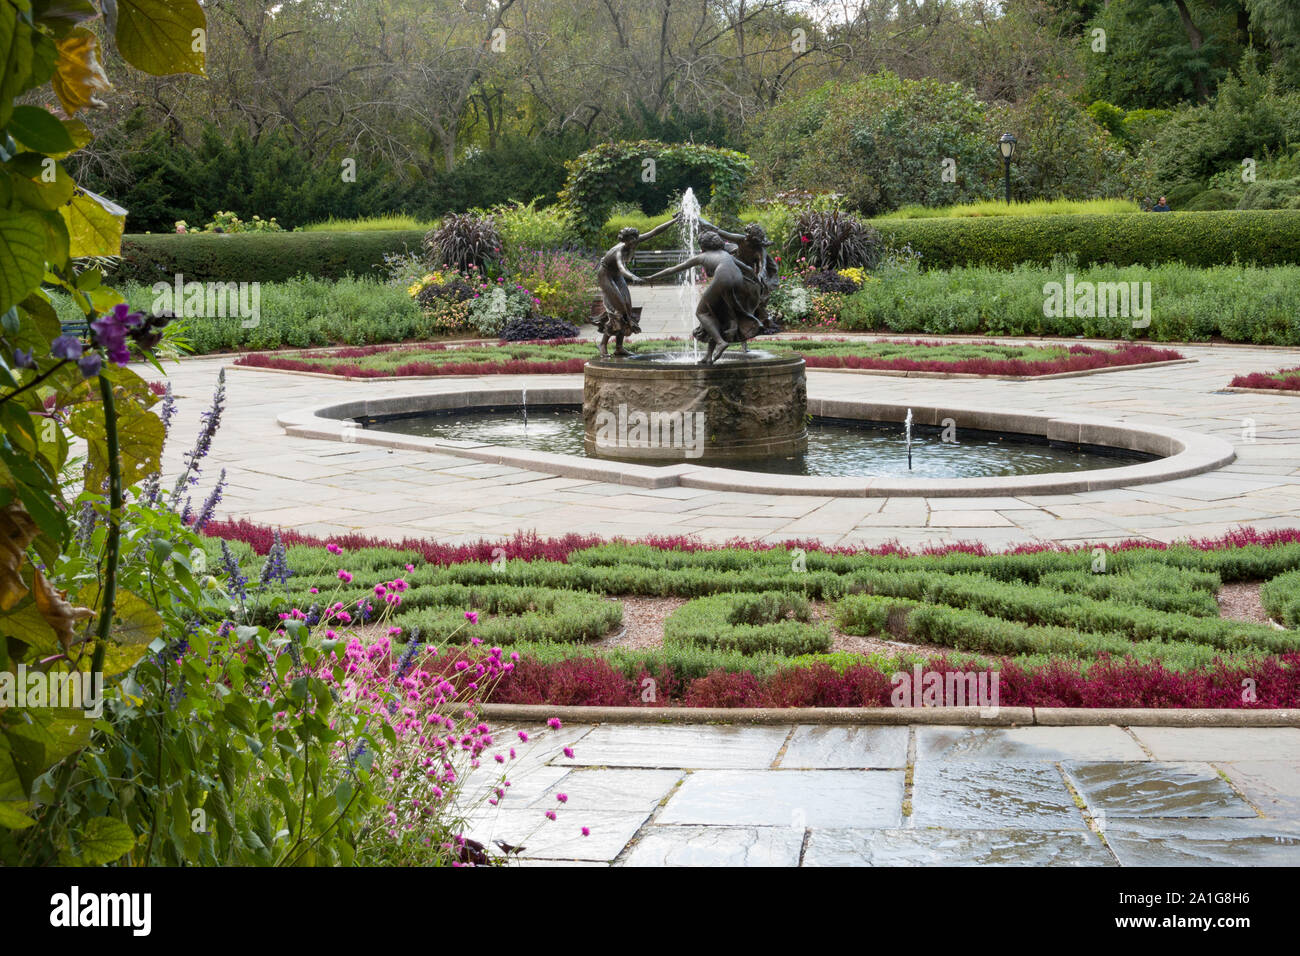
[160,334,1300,550]
[460,722,1300,866]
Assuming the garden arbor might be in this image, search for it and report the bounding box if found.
[558,140,753,242]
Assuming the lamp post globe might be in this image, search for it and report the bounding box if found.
[998,133,1017,204]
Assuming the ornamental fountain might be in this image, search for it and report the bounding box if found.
[583,188,808,464]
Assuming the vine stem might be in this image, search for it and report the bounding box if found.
[96,372,120,645]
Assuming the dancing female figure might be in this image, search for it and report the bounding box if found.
[595,213,679,357]
[644,231,760,365]
[697,219,780,332]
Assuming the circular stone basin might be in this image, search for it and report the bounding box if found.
[583,351,807,463]
[284,386,1237,497]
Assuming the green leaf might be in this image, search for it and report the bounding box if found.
[59,187,125,258]
[0,799,36,829]
[114,0,205,76]
[109,589,164,645]
[0,5,34,128]
[78,816,134,865]
[7,104,73,153]
[0,209,50,315]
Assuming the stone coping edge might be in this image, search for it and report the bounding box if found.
[1224,386,1300,398]
[231,355,1195,384]
[480,703,1300,727]
[279,386,1235,498]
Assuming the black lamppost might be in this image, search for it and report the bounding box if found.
[998,133,1017,205]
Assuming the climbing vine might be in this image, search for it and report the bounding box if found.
[558,139,753,242]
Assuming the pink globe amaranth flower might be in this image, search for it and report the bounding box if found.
[563,747,575,759]
[556,793,568,803]
[517,731,529,743]
[327,543,342,555]
[547,717,562,729]
[464,611,479,624]
[405,563,415,571]
[337,569,353,583]
[374,584,386,596]
[581,827,590,837]
[545,811,556,821]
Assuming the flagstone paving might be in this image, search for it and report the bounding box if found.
[456,722,1300,866]
[155,318,1300,866]
[160,333,1300,549]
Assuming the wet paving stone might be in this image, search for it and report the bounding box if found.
[1064,761,1257,819]
[658,770,905,827]
[463,808,650,862]
[911,761,1087,830]
[1213,761,1300,819]
[917,726,1147,762]
[1102,819,1300,866]
[550,724,789,769]
[802,828,1115,866]
[527,769,684,812]
[621,826,803,866]
[780,726,909,768]
[1129,727,1300,762]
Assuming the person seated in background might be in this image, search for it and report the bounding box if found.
[1152,196,1171,212]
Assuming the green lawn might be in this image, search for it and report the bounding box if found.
[874,198,1141,220]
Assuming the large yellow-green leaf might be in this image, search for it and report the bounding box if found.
[77,816,134,865]
[67,394,163,490]
[114,0,205,76]
[0,799,36,830]
[58,187,125,258]
[0,601,63,656]
[0,4,33,128]
[0,209,49,316]
[75,585,162,646]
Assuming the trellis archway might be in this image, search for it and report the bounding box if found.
[558,140,753,242]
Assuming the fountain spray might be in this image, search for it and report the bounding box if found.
[678,188,701,360]
[905,408,913,470]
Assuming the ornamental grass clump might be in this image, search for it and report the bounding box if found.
[424,212,503,272]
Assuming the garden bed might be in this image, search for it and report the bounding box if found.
[233,338,1183,379]
[203,522,1300,709]
[1228,367,1300,395]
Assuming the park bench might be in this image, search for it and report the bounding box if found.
[627,248,686,282]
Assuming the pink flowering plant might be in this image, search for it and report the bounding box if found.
[263,545,582,866]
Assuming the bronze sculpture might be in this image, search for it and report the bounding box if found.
[644,230,762,365]
[697,219,780,333]
[595,213,679,357]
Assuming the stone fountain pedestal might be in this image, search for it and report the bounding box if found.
[583,351,807,463]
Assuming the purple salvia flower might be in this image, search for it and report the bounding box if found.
[73,499,95,550]
[171,369,225,501]
[220,540,248,603]
[193,468,226,533]
[159,382,176,435]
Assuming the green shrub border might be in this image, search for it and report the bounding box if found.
[114,230,428,284]
[872,210,1300,269]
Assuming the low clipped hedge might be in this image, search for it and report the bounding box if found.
[659,591,831,656]
[114,230,427,284]
[1260,571,1300,628]
[872,210,1300,269]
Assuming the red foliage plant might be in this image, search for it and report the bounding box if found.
[1230,367,1300,391]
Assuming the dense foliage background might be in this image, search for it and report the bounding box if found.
[61,0,1300,232]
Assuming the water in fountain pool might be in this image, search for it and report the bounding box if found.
[361,407,1156,479]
